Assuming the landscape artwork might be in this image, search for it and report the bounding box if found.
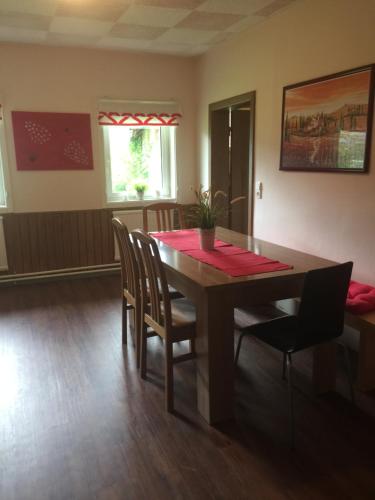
[12,111,93,171]
[280,65,374,172]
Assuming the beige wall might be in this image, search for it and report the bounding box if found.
[196,0,375,284]
[0,43,197,212]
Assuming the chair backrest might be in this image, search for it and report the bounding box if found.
[297,261,353,343]
[142,202,185,232]
[112,218,139,302]
[131,229,172,335]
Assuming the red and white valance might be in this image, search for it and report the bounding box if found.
[98,99,181,127]
[98,111,181,126]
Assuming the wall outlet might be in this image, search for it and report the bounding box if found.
[256,181,263,199]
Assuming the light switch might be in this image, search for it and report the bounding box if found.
[256,181,263,199]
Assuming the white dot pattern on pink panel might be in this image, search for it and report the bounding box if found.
[64,140,89,165]
[24,121,52,144]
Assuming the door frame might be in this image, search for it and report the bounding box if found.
[209,91,256,235]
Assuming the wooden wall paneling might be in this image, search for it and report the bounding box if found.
[93,210,102,265]
[16,215,27,273]
[30,214,40,270]
[36,212,48,271]
[2,209,116,275]
[102,209,114,263]
[61,212,73,268]
[101,209,110,263]
[46,213,58,270]
[69,211,80,268]
[85,211,95,267]
[77,211,87,267]
[55,213,64,270]
[14,213,28,273]
[3,214,16,274]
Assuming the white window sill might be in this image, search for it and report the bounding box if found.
[105,197,177,209]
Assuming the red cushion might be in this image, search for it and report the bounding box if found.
[346,280,375,315]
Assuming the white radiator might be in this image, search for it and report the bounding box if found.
[112,209,157,260]
[0,216,8,271]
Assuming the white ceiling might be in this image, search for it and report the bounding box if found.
[0,0,298,56]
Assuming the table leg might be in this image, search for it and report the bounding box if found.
[313,343,336,393]
[196,289,234,424]
[358,324,375,391]
[128,309,135,346]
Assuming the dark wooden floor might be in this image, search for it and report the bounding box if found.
[1,276,375,500]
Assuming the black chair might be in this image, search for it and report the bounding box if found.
[234,262,354,448]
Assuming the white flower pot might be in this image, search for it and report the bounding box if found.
[136,192,144,200]
[198,227,215,250]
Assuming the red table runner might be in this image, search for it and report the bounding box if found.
[153,229,292,277]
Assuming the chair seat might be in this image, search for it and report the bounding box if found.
[235,306,339,353]
[234,304,287,330]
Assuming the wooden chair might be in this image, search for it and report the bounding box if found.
[112,218,142,366]
[143,202,185,300]
[234,262,354,448]
[142,202,185,232]
[131,229,196,412]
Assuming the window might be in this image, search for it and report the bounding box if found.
[0,106,8,209]
[99,101,180,204]
[103,126,176,203]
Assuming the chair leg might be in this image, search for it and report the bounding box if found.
[140,323,148,379]
[336,341,355,404]
[282,352,287,380]
[122,295,127,345]
[135,307,141,369]
[286,353,295,450]
[165,340,174,412]
[234,332,246,366]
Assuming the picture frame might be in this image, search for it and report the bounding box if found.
[12,111,93,171]
[280,64,375,173]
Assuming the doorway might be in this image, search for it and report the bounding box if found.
[209,92,255,235]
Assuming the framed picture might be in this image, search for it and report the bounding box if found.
[280,65,375,173]
[12,111,93,171]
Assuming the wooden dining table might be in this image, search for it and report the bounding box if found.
[153,226,337,425]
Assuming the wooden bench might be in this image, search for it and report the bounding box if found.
[345,309,375,391]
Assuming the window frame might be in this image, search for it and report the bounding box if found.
[101,124,177,207]
[0,113,12,213]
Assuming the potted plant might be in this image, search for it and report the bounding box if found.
[191,186,245,250]
[134,183,147,200]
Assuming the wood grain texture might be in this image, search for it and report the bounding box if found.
[131,229,195,412]
[142,202,186,232]
[3,209,115,274]
[153,226,338,424]
[346,309,375,392]
[156,226,336,290]
[230,108,250,234]
[1,276,375,500]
